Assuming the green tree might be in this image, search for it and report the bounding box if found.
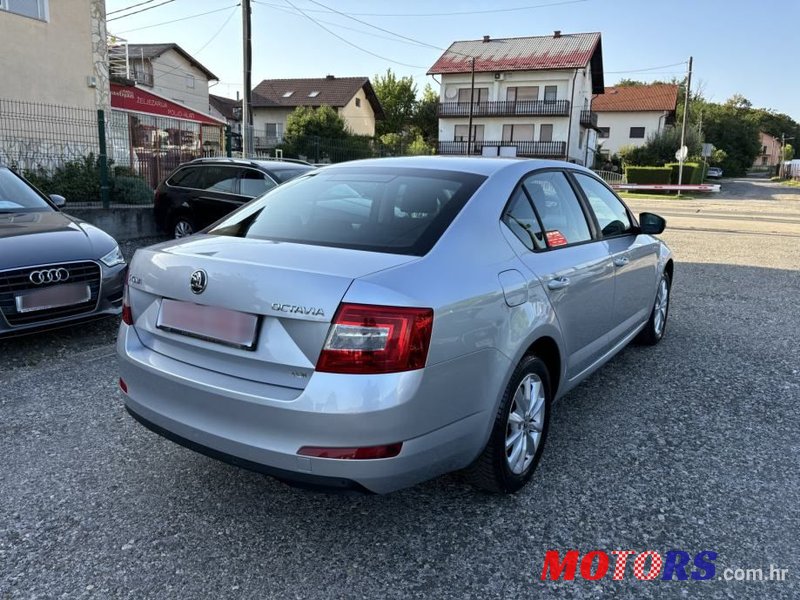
[619,126,701,166]
[697,97,761,176]
[282,105,349,160]
[373,68,417,137]
[412,83,439,146]
[784,143,794,161]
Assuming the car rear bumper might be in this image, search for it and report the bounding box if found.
[117,324,507,493]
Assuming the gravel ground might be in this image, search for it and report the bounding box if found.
[1,208,798,599]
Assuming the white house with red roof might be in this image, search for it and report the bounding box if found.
[428,31,604,165]
[592,84,679,157]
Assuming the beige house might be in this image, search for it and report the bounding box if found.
[428,32,605,165]
[250,76,384,148]
[121,43,218,115]
[0,0,109,108]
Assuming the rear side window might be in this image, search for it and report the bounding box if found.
[208,167,486,256]
[523,171,592,247]
[573,173,633,237]
[198,166,238,194]
[167,167,201,188]
[239,169,276,197]
[502,187,544,251]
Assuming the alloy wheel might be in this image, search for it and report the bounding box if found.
[653,276,669,336]
[174,220,194,238]
[505,373,546,475]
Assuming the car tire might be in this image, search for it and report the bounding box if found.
[636,270,671,346]
[172,215,196,239]
[466,355,551,494]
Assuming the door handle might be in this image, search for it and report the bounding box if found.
[547,277,570,290]
[613,257,630,267]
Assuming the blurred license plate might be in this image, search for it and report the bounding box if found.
[157,298,258,350]
[15,283,91,313]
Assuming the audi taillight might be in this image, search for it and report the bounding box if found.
[316,303,433,374]
[121,280,133,325]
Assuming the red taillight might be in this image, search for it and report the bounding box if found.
[121,280,133,325]
[119,378,128,394]
[298,443,403,460]
[316,303,433,374]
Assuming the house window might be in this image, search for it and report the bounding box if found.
[539,124,554,142]
[186,75,195,89]
[282,91,294,98]
[355,97,361,107]
[544,86,558,102]
[265,122,284,141]
[578,130,584,149]
[598,127,610,138]
[506,86,539,102]
[502,124,534,142]
[458,88,489,103]
[132,60,154,87]
[1,0,48,20]
[309,91,320,98]
[454,124,484,141]
[630,127,646,139]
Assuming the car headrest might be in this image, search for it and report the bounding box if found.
[397,189,439,215]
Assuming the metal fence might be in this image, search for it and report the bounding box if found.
[592,169,626,185]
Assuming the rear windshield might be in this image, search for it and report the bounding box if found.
[269,166,314,183]
[208,167,486,256]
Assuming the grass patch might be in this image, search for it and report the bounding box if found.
[780,180,800,188]
[618,192,698,201]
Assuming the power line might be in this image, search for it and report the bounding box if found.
[261,2,434,48]
[280,0,427,69]
[112,4,240,33]
[260,0,588,17]
[605,61,687,74]
[194,6,239,55]
[302,0,444,51]
[108,0,159,16]
[107,0,177,22]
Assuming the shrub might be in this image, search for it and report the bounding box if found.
[23,154,102,203]
[111,176,153,205]
[624,166,672,185]
[665,162,705,184]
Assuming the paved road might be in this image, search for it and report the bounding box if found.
[2,206,798,599]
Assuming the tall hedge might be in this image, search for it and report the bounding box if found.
[624,166,672,185]
[665,162,706,184]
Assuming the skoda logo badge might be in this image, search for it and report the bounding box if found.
[190,269,208,294]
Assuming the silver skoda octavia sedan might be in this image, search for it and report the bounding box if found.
[118,157,672,494]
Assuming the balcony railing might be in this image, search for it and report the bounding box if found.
[580,110,598,128]
[438,140,567,158]
[437,100,570,118]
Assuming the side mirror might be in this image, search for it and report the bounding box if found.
[639,212,666,235]
[49,194,66,208]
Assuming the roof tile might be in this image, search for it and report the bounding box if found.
[592,84,679,112]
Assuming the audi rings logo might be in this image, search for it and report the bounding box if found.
[29,268,70,285]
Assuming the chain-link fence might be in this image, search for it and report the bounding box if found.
[0,98,434,208]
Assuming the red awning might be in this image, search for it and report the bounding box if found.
[111,83,224,126]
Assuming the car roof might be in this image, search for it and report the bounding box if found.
[318,155,593,177]
[186,157,312,168]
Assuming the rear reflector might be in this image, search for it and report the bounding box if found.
[298,443,402,460]
[119,378,128,394]
[316,303,433,374]
[121,280,133,325]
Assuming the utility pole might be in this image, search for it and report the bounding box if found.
[678,56,693,188]
[241,0,252,156]
[466,57,476,155]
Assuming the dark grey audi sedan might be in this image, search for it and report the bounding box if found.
[0,165,127,337]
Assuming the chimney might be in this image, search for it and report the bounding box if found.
[326,74,335,80]
[236,90,240,101]
[554,30,561,38]
[482,35,490,43]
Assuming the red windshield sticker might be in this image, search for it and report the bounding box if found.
[545,230,568,247]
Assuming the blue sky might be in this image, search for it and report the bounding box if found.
[106,0,799,119]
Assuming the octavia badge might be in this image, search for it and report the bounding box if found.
[190,269,208,294]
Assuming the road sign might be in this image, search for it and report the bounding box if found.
[675,145,688,161]
[701,143,714,158]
